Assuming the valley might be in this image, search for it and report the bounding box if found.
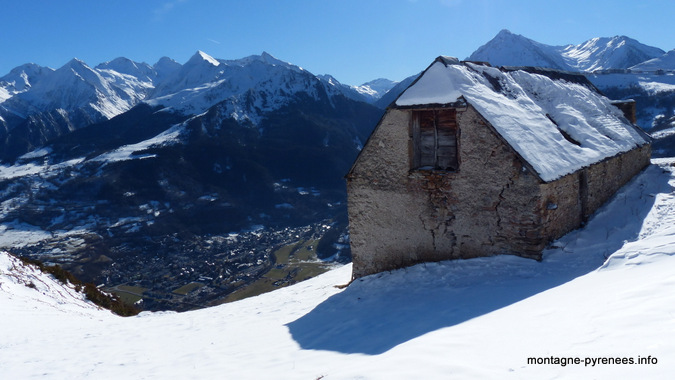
[10,216,342,311]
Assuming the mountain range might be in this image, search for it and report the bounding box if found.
[0,51,393,162]
[1,30,675,310]
[468,29,667,72]
[0,51,387,310]
[465,30,675,133]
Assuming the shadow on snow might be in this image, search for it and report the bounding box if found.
[286,163,673,355]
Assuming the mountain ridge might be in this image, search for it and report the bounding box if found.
[0,51,383,161]
[0,51,383,310]
[468,29,666,72]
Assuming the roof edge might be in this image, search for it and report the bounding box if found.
[388,56,461,109]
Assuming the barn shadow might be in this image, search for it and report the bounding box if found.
[286,163,673,355]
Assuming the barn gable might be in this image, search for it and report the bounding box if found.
[394,57,650,182]
[346,56,652,279]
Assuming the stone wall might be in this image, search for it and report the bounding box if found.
[539,172,583,244]
[537,143,651,248]
[347,106,652,279]
[582,144,651,220]
[348,106,543,279]
[347,109,430,278]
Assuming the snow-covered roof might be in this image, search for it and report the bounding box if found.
[395,57,651,182]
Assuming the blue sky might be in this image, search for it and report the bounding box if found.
[1,0,673,85]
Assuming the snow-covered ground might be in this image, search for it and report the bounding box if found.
[2,159,675,379]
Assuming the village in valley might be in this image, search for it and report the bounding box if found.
[12,221,343,311]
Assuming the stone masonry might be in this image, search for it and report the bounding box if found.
[347,106,651,279]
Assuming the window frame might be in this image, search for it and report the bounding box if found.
[410,108,460,171]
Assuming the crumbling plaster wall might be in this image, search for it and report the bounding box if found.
[348,107,543,279]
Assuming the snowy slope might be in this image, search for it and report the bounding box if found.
[0,253,103,316]
[0,50,382,132]
[1,58,147,120]
[0,51,377,161]
[468,29,568,69]
[147,51,368,122]
[0,63,53,102]
[468,29,664,72]
[630,49,675,72]
[2,159,674,379]
[561,35,665,71]
[351,78,398,103]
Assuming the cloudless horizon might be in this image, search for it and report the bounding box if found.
[2,0,674,86]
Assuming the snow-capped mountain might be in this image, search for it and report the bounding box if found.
[147,51,366,123]
[0,63,53,101]
[316,74,376,104]
[351,78,398,103]
[2,157,675,379]
[630,49,675,71]
[5,58,148,119]
[468,29,570,69]
[0,57,157,160]
[374,73,419,109]
[561,35,665,71]
[0,51,383,309]
[0,51,384,161]
[468,29,665,72]
[453,30,673,130]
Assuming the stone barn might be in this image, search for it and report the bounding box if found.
[346,56,651,279]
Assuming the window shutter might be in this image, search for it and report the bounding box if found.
[418,110,436,168]
[435,109,458,170]
[411,109,458,171]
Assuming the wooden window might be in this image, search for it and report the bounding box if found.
[411,109,458,170]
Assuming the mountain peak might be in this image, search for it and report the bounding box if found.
[63,58,89,69]
[187,51,220,67]
[351,77,397,103]
[468,30,567,69]
[254,52,292,67]
[153,57,182,80]
[492,29,529,43]
[260,51,275,60]
[101,56,135,66]
[6,62,46,75]
[57,58,98,78]
[230,52,306,75]
[0,63,52,93]
[469,30,665,72]
[155,56,179,66]
[96,57,142,74]
[360,78,396,88]
[496,28,515,37]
